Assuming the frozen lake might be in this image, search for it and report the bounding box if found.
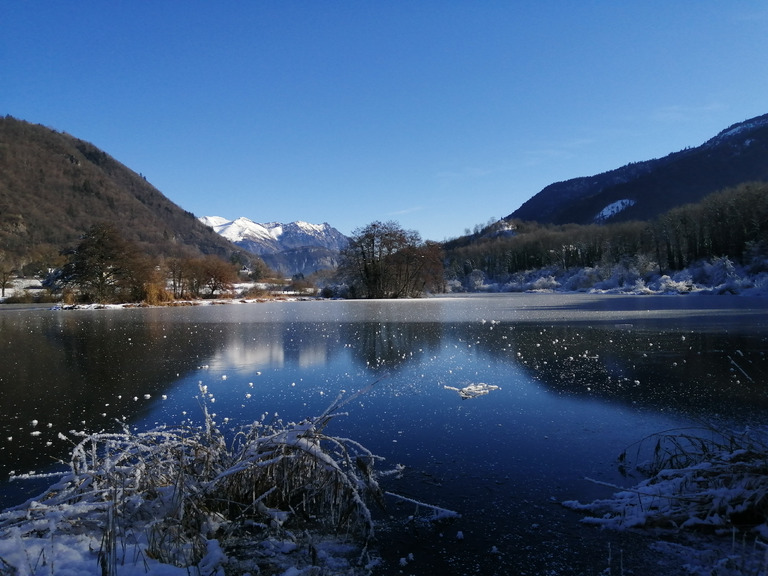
[1,293,767,574]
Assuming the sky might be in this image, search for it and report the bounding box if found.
[3,2,768,241]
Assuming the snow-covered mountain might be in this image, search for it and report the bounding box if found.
[200,216,349,276]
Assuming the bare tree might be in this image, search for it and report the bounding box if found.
[338,221,444,298]
[181,255,238,298]
[0,251,16,298]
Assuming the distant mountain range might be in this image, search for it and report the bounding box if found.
[507,113,768,225]
[199,216,348,277]
[4,112,768,281]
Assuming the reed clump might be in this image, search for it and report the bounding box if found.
[564,423,768,534]
[0,387,397,574]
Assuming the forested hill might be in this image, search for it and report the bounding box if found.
[508,113,768,225]
[0,116,238,270]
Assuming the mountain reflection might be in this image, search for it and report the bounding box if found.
[206,322,344,371]
[2,301,767,510]
[201,321,446,373]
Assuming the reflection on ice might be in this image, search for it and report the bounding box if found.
[1,295,767,574]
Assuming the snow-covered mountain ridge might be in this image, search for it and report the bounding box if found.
[199,216,349,276]
[199,216,348,255]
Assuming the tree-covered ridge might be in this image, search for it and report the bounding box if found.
[446,181,768,291]
[509,113,768,225]
[0,116,242,276]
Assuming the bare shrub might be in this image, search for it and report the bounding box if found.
[0,387,393,573]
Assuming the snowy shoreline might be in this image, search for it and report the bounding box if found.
[3,256,768,310]
[448,256,768,298]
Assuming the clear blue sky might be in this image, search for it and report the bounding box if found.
[3,2,768,241]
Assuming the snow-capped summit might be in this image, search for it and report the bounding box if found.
[200,216,348,255]
[200,216,349,276]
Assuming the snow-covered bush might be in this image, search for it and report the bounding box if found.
[0,387,457,575]
[560,266,604,292]
[501,266,561,292]
[563,424,768,536]
[745,241,768,274]
[589,257,644,292]
[743,272,768,296]
[527,274,560,291]
[648,273,694,294]
[688,257,736,287]
[465,269,487,291]
[627,278,655,294]
[444,278,465,293]
[457,251,767,295]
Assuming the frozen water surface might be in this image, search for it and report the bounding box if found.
[1,293,767,574]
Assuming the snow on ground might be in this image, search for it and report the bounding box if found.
[562,425,768,576]
[451,256,768,297]
[0,531,225,576]
[594,198,636,222]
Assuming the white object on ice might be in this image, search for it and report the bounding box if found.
[444,383,500,399]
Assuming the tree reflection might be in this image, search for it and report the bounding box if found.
[340,322,444,371]
[469,323,768,419]
[0,311,223,503]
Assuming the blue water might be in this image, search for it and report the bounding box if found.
[2,294,767,574]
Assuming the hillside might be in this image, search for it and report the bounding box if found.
[0,116,241,272]
[508,113,768,225]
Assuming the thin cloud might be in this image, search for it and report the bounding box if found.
[651,103,726,123]
[386,206,424,217]
[522,137,596,166]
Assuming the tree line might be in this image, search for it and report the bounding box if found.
[3,182,766,303]
[27,223,273,304]
[443,181,768,288]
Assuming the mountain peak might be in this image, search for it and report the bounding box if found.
[200,216,349,276]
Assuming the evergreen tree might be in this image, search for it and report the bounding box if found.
[60,223,149,303]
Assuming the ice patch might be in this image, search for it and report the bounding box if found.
[444,383,500,399]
